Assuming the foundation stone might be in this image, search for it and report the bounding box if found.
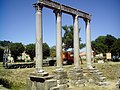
[68,68,85,86]
[27,72,58,90]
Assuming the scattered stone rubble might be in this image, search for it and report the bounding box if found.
[83,67,109,86]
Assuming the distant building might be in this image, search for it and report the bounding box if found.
[7,50,14,63]
[18,51,31,61]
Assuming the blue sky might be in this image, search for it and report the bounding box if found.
[0,0,120,47]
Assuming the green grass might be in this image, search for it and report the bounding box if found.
[94,62,120,80]
[0,62,120,90]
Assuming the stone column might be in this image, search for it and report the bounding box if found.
[85,19,92,69]
[69,17,84,85]
[53,10,68,89]
[73,15,80,69]
[35,5,44,73]
[54,10,63,70]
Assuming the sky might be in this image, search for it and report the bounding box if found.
[0,0,120,47]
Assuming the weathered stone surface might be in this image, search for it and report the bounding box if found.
[36,82,45,90]
[44,79,57,90]
[58,84,68,90]
[35,5,43,73]
[94,70,99,72]
[30,75,54,83]
[68,68,83,79]
[76,79,86,86]
[38,0,91,20]
[53,70,67,75]
[53,70,67,80]
[83,67,108,86]
[27,78,32,90]
[88,78,95,84]
[57,79,68,85]
[27,71,59,90]
[99,76,106,80]
[27,79,45,90]
[50,87,60,90]
[96,72,103,75]
[30,72,49,77]
[52,69,68,89]
[69,79,77,85]
[96,81,109,86]
[69,68,84,85]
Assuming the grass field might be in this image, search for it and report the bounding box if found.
[0,62,120,90]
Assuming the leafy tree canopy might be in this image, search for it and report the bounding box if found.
[111,38,120,57]
[50,46,56,59]
[62,25,85,51]
[43,43,50,59]
[9,43,25,61]
[91,34,118,57]
[25,43,50,60]
[0,47,4,62]
[25,44,35,60]
[0,40,11,47]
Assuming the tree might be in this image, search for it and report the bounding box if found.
[0,40,11,47]
[105,34,117,52]
[62,25,85,51]
[0,47,4,62]
[91,34,117,57]
[80,43,86,49]
[50,46,56,59]
[62,25,74,50]
[91,40,107,54]
[111,38,120,58]
[25,43,50,60]
[9,43,25,61]
[25,44,35,60]
[43,43,50,59]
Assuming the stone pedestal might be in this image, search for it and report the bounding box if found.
[68,68,85,86]
[83,67,108,86]
[52,69,68,90]
[27,72,58,90]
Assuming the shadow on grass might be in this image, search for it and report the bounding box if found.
[0,78,12,89]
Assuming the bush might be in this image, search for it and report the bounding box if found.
[0,48,4,62]
[0,78,12,88]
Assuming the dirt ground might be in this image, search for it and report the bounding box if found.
[68,80,120,90]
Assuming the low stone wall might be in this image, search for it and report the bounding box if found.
[7,63,35,69]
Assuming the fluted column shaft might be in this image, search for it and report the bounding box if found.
[85,19,92,69]
[54,10,63,69]
[35,5,44,72]
[73,15,80,69]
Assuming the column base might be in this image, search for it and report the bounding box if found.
[27,72,57,90]
[52,69,68,90]
[68,68,85,86]
[83,67,108,86]
[87,65,93,69]
[36,68,44,73]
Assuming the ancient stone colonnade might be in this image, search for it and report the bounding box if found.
[34,0,92,73]
[27,0,93,90]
